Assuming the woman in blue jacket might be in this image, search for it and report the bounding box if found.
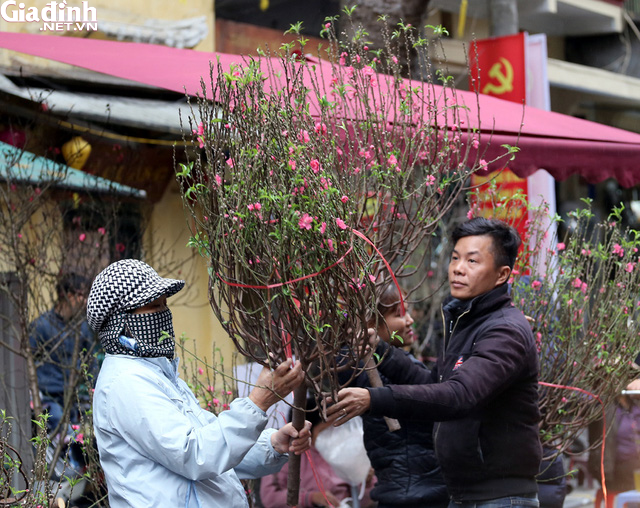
[87,259,311,508]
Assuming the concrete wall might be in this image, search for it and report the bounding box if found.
[144,178,236,374]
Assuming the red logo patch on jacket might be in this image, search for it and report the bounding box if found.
[453,356,464,370]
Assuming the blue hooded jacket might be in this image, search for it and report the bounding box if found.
[29,309,96,396]
[93,354,288,508]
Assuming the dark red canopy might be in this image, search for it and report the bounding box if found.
[0,32,638,186]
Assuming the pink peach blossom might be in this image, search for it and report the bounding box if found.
[299,213,313,230]
[192,122,204,136]
[310,159,321,173]
[314,122,327,136]
[297,130,310,143]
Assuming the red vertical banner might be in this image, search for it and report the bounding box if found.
[469,33,527,104]
[469,33,529,254]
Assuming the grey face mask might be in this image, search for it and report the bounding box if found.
[119,309,176,359]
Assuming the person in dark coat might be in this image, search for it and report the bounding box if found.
[536,449,567,508]
[343,283,448,508]
[29,273,97,431]
[328,218,542,508]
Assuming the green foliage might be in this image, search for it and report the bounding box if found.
[342,4,357,16]
[284,21,304,35]
[425,24,449,37]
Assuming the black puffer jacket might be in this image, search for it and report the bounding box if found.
[351,353,449,508]
[368,284,542,503]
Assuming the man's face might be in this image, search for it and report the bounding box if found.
[448,235,510,300]
[71,292,87,313]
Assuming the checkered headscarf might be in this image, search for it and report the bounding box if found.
[87,259,184,354]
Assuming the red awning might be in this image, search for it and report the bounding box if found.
[0,32,639,186]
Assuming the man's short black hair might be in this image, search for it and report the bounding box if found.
[451,218,521,269]
[56,273,89,298]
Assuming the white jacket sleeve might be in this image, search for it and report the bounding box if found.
[234,428,288,479]
[100,365,275,482]
[178,380,288,479]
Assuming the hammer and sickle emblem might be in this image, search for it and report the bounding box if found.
[482,57,514,95]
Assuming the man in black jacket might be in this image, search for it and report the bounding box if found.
[328,218,542,508]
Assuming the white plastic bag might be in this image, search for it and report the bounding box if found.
[314,416,371,486]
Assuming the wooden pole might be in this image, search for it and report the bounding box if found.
[365,358,401,432]
[286,384,307,506]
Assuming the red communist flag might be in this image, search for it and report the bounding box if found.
[469,32,526,104]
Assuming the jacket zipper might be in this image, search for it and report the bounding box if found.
[439,306,471,382]
[434,305,471,453]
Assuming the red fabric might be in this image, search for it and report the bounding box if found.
[259,446,374,508]
[0,32,639,186]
